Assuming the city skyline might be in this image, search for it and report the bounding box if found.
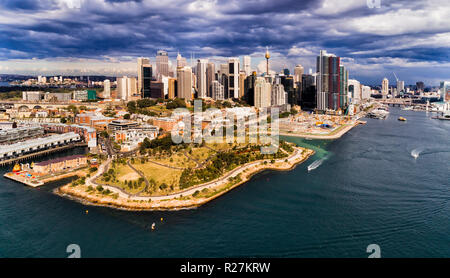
[0,0,449,86]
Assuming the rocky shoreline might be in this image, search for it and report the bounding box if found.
[54,147,315,211]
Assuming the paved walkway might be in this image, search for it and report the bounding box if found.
[88,147,306,202]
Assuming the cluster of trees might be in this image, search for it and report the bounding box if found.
[127,98,187,115]
[139,135,188,154]
[103,105,116,117]
[179,145,289,189]
[102,168,116,182]
[127,100,158,116]
[279,140,294,153]
[0,91,21,99]
[95,185,112,195]
[124,178,144,189]
[166,98,187,109]
[71,176,86,187]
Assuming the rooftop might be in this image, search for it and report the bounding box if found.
[35,154,85,166]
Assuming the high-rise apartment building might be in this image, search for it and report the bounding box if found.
[103,79,111,98]
[339,65,348,109]
[117,76,137,101]
[382,78,389,99]
[254,77,271,108]
[196,59,208,98]
[228,58,240,99]
[156,50,169,80]
[316,50,341,111]
[243,56,251,76]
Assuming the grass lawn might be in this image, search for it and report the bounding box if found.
[99,163,144,194]
[188,146,214,161]
[149,153,196,168]
[133,162,183,188]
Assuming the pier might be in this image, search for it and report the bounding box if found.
[0,142,87,167]
[378,99,428,108]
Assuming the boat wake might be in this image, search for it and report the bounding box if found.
[308,157,327,172]
[411,147,424,159]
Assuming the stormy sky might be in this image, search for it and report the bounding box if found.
[0,0,449,85]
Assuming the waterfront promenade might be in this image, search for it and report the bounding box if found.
[57,146,314,210]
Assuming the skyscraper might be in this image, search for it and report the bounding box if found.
[196,59,208,98]
[212,80,224,100]
[142,64,152,99]
[238,71,246,99]
[416,81,424,93]
[382,78,389,99]
[176,52,187,69]
[137,57,150,96]
[271,83,286,106]
[177,66,193,100]
[397,80,404,95]
[168,78,177,99]
[103,79,111,98]
[117,76,137,101]
[339,64,348,109]
[349,79,361,104]
[243,56,251,76]
[294,64,304,85]
[254,77,271,108]
[228,58,240,99]
[219,63,229,98]
[206,62,215,98]
[300,73,317,110]
[280,76,296,105]
[316,50,341,111]
[156,50,169,80]
[439,81,450,101]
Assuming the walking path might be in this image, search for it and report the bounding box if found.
[85,147,306,202]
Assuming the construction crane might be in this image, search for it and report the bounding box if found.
[393,72,399,83]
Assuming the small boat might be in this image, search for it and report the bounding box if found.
[151,223,156,230]
[402,106,413,111]
[398,117,407,121]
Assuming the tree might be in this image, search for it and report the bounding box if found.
[123,113,131,120]
[127,101,137,113]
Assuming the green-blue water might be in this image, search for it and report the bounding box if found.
[0,107,449,257]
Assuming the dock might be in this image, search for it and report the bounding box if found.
[0,142,87,167]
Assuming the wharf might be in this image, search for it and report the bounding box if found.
[3,171,44,187]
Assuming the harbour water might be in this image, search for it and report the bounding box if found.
[0,107,448,257]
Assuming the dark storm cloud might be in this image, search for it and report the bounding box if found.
[0,0,449,84]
